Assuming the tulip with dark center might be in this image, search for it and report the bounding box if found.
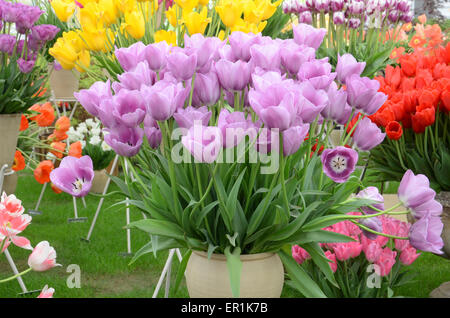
[321,146,358,183]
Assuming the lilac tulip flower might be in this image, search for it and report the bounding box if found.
[321,82,352,124]
[360,216,383,240]
[293,23,327,50]
[252,70,285,91]
[356,186,385,214]
[283,124,309,156]
[181,125,223,163]
[49,156,94,198]
[299,11,313,24]
[15,5,43,33]
[321,146,358,183]
[29,24,60,51]
[352,117,386,151]
[397,170,443,219]
[348,18,361,29]
[167,50,197,81]
[296,81,328,123]
[0,34,16,55]
[218,109,255,148]
[248,84,297,131]
[110,89,146,128]
[141,81,186,121]
[103,126,144,157]
[190,71,220,107]
[228,32,262,62]
[184,33,218,73]
[215,59,252,92]
[336,54,366,84]
[115,42,146,72]
[143,115,162,149]
[142,41,169,72]
[74,80,112,117]
[113,61,156,92]
[280,40,315,75]
[298,59,336,90]
[17,58,35,73]
[409,212,444,254]
[333,12,345,25]
[346,74,387,115]
[174,106,212,130]
[250,43,281,72]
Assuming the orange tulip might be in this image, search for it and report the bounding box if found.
[29,103,55,127]
[50,141,67,159]
[55,116,70,132]
[68,141,83,158]
[12,151,26,172]
[51,183,63,194]
[48,131,68,142]
[34,161,54,184]
[19,115,29,131]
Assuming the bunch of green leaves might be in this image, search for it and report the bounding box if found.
[82,142,115,171]
[262,5,291,39]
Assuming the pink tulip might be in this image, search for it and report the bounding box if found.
[0,192,25,217]
[375,247,397,276]
[0,213,32,251]
[324,251,337,273]
[37,285,54,298]
[292,245,310,265]
[333,243,352,261]
[399,246,421,265]
[363,241,382,263]
[28,241,60,272]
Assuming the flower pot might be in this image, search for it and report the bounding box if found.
[48,65,79,100]
[90,169,109,194]
[435,191,450,259]
[0,114,22,194]
[185,251,284,298]
[382,194,408,223]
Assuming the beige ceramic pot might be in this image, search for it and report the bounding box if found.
[185,251,284,298]
[48,66,79,100]
[0,114,22,194]
[91,169,109,194]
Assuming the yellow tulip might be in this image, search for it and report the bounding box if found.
[154,30,176,46]
[175,0,199,12]
[217,29,225,41]
[243,1,264,24]
[115,0,137,13]
[64,30,87,52]
[81,28,110,52]
[75,50,91,73]
[51,0,76,22]
[259,0,281,21]
[198,0,210,6]
[215,0,243,28]
[182,6,211,35]
[77,0,98,7]
[80,2,104,30]
[231,18,266,34]
[166,5,180,27]
[98,0,119,26]
[123,10,146,39]
[49,37,78,70]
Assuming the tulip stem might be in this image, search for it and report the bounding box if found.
[342,115,362,146]
[279,134,290,221]
[351,220,409,240]
[0,268,31,284]
[394,141,408,171]
[188,73,196,107]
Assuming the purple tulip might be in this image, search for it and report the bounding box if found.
[321,146,358,183]
[360,216,383,240]
[348,18,361,29]
[296,81,328,123]
[400,12,413,23]
[252,70,284,91]
[346,74,387,115]
[283,124,309,156]
[184,33,217,73]
[143,115,162,149]
[115,42,146,72]
[314,0,330,12]
[330,0,344,11]
[333,12,345,25]
[113,61,156,92]
[190,71,220,107]
[397,170,443,219]
[109,89,146,128]
[409,212,444,254]
[174,106,211,130]
[321,82,352,124]
[141,81,179,121]
[29,24,59,51]
[336,54,366,84]
[388,9,399,23]
[167,50,197,81]
[280,41,316,75]
[249,84,297,131]
[74,80,112,117]
[181,125,223,163]
[17,58,35,73]
[352,117,386,151]
[215,59,252,92]
[0,34,16,55]
[397,0,410,13]
[15,5,43,33]
[49,156,94,198]
[347,2,364,15]
[299,11,313,24]
[228,31,262,62]
[1,1,20,23]
[293,23,327,50]
[250,43,281,72]
[103,126,144,157]
[142,41,169,72]
[298,59,336,90]
[356,186,385,214]
[218,109,255,148]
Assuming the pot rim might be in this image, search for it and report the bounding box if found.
[192,250,277,261]
[0,113,22,118]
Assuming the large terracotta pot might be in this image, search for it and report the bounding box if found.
[185,251,284,298]
[0,114,22,194]
[91,169,109,194]
[435,191,450,259]
[48,66,79,100]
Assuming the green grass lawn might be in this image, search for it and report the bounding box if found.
[0,173,449,298]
